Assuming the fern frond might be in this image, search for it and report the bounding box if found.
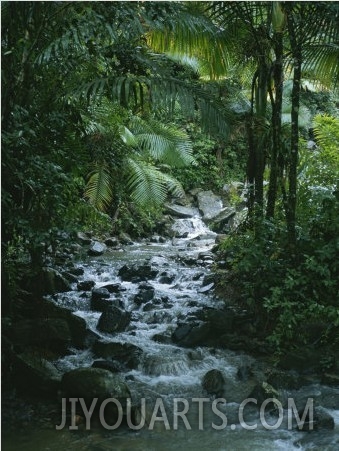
[84,162,113,211]
[127,158,184,206]
[129,117,195,167]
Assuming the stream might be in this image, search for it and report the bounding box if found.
[3,217,339,450]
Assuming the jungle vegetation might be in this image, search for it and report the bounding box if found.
[2,1,339,350]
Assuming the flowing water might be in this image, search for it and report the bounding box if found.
[3,218,339,450]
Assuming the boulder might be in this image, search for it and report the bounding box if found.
[61,367,131,404]
[13,351,62,395]
[134,282,155,305]
[41,299,89,349]
[91,296,123,312]
[92,341,143,369]
[119,232,133,245]
[88,241,106,256]
[105,237,119,247]
[91,287,110,300]
[76,232,92,245]
[298,406,335,431]
[92,360,125,374]
[118,264,158,282]
[42,268,71,295]
[197,191,223,220]
[211,208,236,232]
[77,280,95,291]
[68,267,85,276]
[202,369,225,397]
[249,382,281,406]
[101,283,123,293]
[172,323,211,347]
[158,272,175,284]
[11,318,72,355]
[165,204,199,218]
[97,306,131,334]
[199,282,214,293]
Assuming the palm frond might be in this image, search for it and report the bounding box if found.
[84,162,113,211]
[147,2,231,80]
[127,158,184,206]
[129,117,195,167]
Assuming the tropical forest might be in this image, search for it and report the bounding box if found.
[2,2,339,450]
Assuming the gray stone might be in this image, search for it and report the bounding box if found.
[165,204,200,218]
[199,282,214,293]
[62,367,131,403]
[97,306,131,333]
[77,280,95,291]
[88,241,106,256]
[91,287,110,300]
[202,369,225,397]
[42,268,71,294]
[118,264,158,281]
[76,232,92,245]
[92,360,125,373]
[197,191,223,220]
[212,208,237,232]
[105,237,119,247]
[92,341,143,369]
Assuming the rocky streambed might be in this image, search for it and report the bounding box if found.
[2,203,339,450]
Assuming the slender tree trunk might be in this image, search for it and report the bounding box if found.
[266,31,284,219]
[286,12,302,246]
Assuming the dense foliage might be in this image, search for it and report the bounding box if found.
[2,1,339,353]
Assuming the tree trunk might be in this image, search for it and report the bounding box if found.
[266,31,284,219]
[286,12,302,247]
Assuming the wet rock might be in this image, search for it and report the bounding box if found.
[199,282,214,293]
[172,323,211,347]
[134,282,155,306]
[202,369,225,397]
[77,280,95,291]
[119,232,133,245]
[41,300,89,349]
[237,365,254,382]
[211,208,236,232]
[118,264,158,282]
[92,341,143,369]
[91,296,123,312]
[105,237,119,247]
[267,369,305,390]
[62,271,78,283]
[88,241,106,256]
[298,406,335,431]
[101,283,125,293]
[11,318,72,355]
[13,351,62,395]
[249,382,281,406]
[197,191,223,220]
[42,268,71,295]
[165,204,199,218]
[322,372,339,386]
[62,367,131,404]
[158,272,175,284]
[68,267,85,276]
[97,306,131,333]
[92,359,125,373]
[91,287,110,300]
[76,232,92,245]
[151,333,172,344]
